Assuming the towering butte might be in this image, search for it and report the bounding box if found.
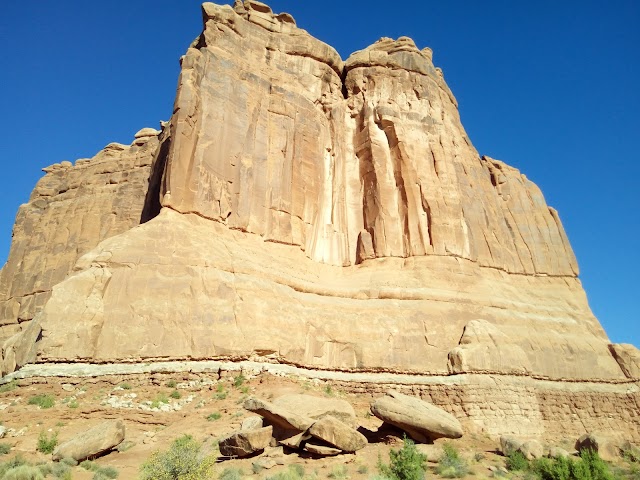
[1,1,639,439]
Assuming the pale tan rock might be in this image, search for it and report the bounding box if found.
[609,344,640,378]
[241,416,264,431]
[0,132,159,349]
[52,420,125,461]
[500,436,543,460]
[134,127,160,138]
[243,397,313,432]
[0,0,627,390]
[576,433,621,462]
[218,425,272,457]
[547,447,570,459]
[304,442,342,456]
[416,444,445,463]
[307,416,367,453]
[371,391,462,442]
[272,394,357,427]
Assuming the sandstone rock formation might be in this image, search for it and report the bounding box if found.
[219,425,273,457]
[0,0,638,441]
[52,420,125,462]
[371,390,463,442]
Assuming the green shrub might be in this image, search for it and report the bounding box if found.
[139,434,216,480]
[531,449,615,480]
[49,461,71,479]
[36,431,58,454]
[166,380,177,388]
[60,457,77,467]
[206,412,222,421]
[93,465,119,479]
[378,437,427,480]
[67,399,79,409]
[232,374,246,388]
[0,454,28,476]
[2,465,45,480]
[266,464,306,480]
[506,450,530,471]
[28,395,55,409]
[170,390,181,400]
[0,380,18,393]
[80,460,100,471]
[328,465,349,479]
[118,383,132,390]
[150,393,170,409]
[436,443,469,478]
[219,467,244,480]
[214,384,227,400]
[0,443,11,455]
[357,464,369,474]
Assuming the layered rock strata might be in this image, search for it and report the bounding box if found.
[0,130,160,344]
[0,0,637,429]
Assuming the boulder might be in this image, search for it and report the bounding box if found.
[134,127,160,138]
[244,397,313,432]
[547,447,570,459]
[219,426,273,457]
[500,436,524,457]
[370,391,462,442]
[520,440,544,460]
[241,416,264,431]
[304,442,342,456]
[272,394,357,427]
[308,416,367,453]
[576,433,621,462]
[52,420,125,461]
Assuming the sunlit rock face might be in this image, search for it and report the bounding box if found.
[0,1,629,384]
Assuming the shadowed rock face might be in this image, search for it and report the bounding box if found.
[0,2,630,382]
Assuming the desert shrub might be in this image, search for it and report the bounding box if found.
[170,390,181,399]
[93,465,119,479]
[623,444,640,463]
[357,464,369,474]
[150,393,170,409]
[507,450,530,471]
[49,461,72,479]
[80,460,100,471]
[214,384,227,400]
[2,464,45,480]
[436,443,469,478]
[139,434,216,480]
[232,374,246,388]
[219,467,244,480]
[166,380,177,388]
[531,449,615,480]
[206,412,222,421]
[0,380,18,393]
[378,437,427,480]
[36,431,58,454]
[0,443,11,455]
[266,464,306,480]
[328,465,349,479]
[0,454,28,475]
[28,395,55,409]
[67,399,79,409]
[118,383,132,390]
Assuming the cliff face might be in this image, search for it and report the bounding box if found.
[1,1,638,387]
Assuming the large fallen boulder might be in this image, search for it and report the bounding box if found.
[308,416,367,453]
[244,397,313,432]
[219,426,273,457]
[52,420,125,461]
[370,391,463,442]
[272,394,357,427]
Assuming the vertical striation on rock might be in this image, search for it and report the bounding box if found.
[0,130,160,346]
[0,1,631,389]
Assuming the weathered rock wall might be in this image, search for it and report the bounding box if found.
[0,131,159,344]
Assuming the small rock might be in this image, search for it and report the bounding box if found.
[242,416,264,431]
[547,447,570,459]
[0,426,6,439]
[304,442,342,456]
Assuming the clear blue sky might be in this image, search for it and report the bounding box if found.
[1,1,638,347]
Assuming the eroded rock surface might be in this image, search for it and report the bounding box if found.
[0,0,630,386]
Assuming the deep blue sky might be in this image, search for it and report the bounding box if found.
[1,1,638,347]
